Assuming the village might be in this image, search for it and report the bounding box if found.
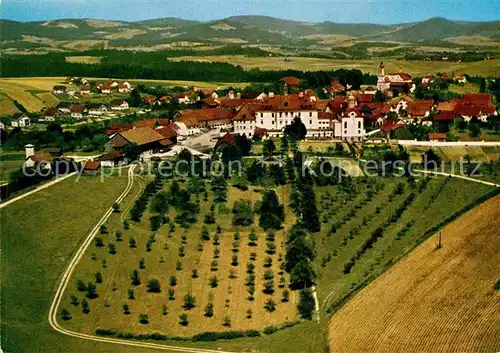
[3,61,498,177]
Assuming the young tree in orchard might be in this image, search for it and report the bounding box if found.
[258,190,285,230]
[147,279,161,293]
[150,191,169,214]
[183,293,196,310]
[232,199,254,226]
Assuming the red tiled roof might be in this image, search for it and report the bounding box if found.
[381,120,406,133]
[356,94,373,103]
[407,100,433,116]
[282,76,300,86]
[215,133,235,148]
[253,128,267,137]
[156,125,177,139]
[435,110,455,121]
[462,93,493,106]
[84,161,101,170]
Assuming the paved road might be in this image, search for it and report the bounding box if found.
[0,172,77,209]
[47,165,238,353]
[181,130,220,151]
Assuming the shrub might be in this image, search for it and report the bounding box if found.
[139,313,149,324]
[210,260,218,271]
[123,304,130,315]
[200,226,210,241]
[82,298,90,314]
[94,237,104,247]
[60,308,71,321]
[264,299,277,312]
[213,246,220,258]
[222,315,231,327]
[168,288,175,301]
[123,220,130,229]
[169,276,177,286]
[108,243,116,254]
[162,304,168,316]
[246,308,253,319]
[209,276,218,288]
[263,326,277,335]
[128,288,134,300]
[70,294,79,306]
[139,258,145,269]
[129,237,136,248]
[112,202,120,213]
[100,224,108,234]
[147,279,161,293]
[204,302,214,317]
[95,272,103,284]
[179,314,189,326]
[231,254,239,266]
[115,231,122,242]
[86,282,98,299]
[248,229,258,246]
[282,289,290,302]
[229,269,237,279]
[76,280,86,292]
[183,293,196,310]
[247,263,255,274]
[131,270,140,286]
[191,269,199,278]
[178,246,185,257]
[176,260,182,271]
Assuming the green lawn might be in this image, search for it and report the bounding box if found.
[0,151,25,183]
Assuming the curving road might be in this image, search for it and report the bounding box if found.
[47,165,237,353]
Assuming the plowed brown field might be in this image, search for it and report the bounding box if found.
[329,195,500,353]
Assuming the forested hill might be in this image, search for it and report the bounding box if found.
[1,16,499,50]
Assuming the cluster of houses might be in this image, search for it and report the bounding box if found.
[39,100,130,122]
[52,78,133,96]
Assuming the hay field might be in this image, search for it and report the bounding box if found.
[328,194,500,353]
[35,92,60,107]
[0,93,20,116]
[65,56,102,64]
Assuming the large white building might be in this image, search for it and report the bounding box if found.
[232,94,364,141]
[376,62,413,95]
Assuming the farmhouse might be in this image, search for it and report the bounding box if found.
[88,103,108,116]
[53,85,67,95]
[110,99,129,111]
[39,107,61,122]
[105,123,134,136]
[82,161,101,175]
[118,83,130,93]
[10,113,31,127]
[105,126,173,158]
[69,104,86,119]
[175,115,202,137]
[23,144,53,171]
[172,93,191,104]
[57,102,72,114]
[80,85,91,95]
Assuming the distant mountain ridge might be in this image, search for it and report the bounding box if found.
[1,15,499,49]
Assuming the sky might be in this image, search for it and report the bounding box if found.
[1,0,499,24]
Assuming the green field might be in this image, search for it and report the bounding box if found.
[0,151,25,183]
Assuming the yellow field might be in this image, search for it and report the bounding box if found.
[0,81,46,112]
[328,195,500,353]
[0,93,20,116]
[167,56,500,76]
[65,56,103,64]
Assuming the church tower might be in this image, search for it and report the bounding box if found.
[378,61,385,77]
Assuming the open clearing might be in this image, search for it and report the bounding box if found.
[328,194,500,353]
[167,56,500,76]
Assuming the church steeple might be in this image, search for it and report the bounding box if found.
[379,61,385,77]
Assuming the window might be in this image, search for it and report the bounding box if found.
[358,121,361,129]
[280,112,283,117]
[261,113,264,117]
[358,130,361,134]
[344,121,347,129]
[344,130,347,135]
[261,120,263,125]
[309,120,312,125]
[309,112,312,117]
[272,113,275,118]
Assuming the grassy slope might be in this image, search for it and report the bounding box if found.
[0,174,171,353]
